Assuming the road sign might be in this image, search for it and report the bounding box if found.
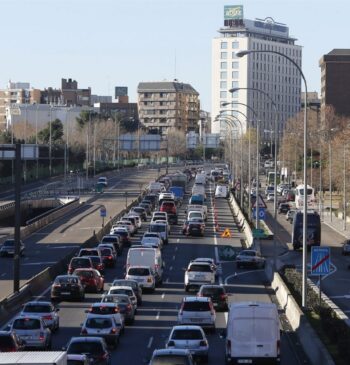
[252,207,265,220]
[100,206,107,217]
[218,245,236,261]
[311,247,330,276]
[252,194,267,208]
[221,228,232,238]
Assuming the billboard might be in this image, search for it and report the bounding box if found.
[186,132,199,149]
[115,86,128,98]
[224,5,243,20]
[204,134,220,148]
[119,134,161,151]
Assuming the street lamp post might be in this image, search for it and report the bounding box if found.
[236,50,308,307]
[227,88,279,270]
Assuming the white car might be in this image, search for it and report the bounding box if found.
[112,221,135,236]
[187,211,204,221]
[125,266,156,291]
[184,261,215,292]
[20,301,59,332]
[191,257,218,277]
[107,285,138,309]
[266,193,275,202]
[215,184,228,198]
[127,214,142,229]
[177,296,216,332]
[97,176,108,187]
[141,236,162,250]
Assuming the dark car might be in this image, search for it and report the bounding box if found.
[101,235,122,256]
[342,240,350,256]
[78,248,101,258]
[68,257,94,275]
[0,239,25,257]
[144,194,158,208]
[0,331,25,352]
[66,336,111,365]
[88,256,105,275]
[51,275,85,302]
[110,229,131,247]
[160,201,178,224]
[111,279,143,305]
[99,247,116,268]
[73,268,104,293]
[142,198,155,210]
[139,202,152,215]
[197,285,228,312]
[183,218,205,236]
[278,203,290,214]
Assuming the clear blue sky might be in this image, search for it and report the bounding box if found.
[1,0,348,112]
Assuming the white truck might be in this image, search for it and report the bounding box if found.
[187,204,208,221]
[0,352,67,365]
[224,302,281,364]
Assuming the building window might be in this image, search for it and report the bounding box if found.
[232,41,239,49]
[221,52,227,59]
[231,91,239,98]
[232,71,239,79]
[232,52,238,59]
[144,93,149,98]
[221,62,227,69]
[221,42,227,49]
[220,81,227,89]
[220,71,227,79]
[232,62,239,69]
[232,81,239,88]
[220,91,227,99]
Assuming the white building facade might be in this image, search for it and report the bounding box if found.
[212,6,302,141]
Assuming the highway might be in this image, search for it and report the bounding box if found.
[263,190,350,316]
[0,167,162,300]
[0,173,310,364]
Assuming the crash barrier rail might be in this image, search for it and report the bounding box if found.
[0,198,80,246]
[270,270,335,365]
[228,193,254,248]
[0,201,16,211]
[0,180,154,326]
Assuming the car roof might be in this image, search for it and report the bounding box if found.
[188,261,211,267]
[85,313,114,320]
[69,336,104,343]
[109,285,133,290]
[193,257,214,262]
[152,348,191,356]
[171,325,203,331]
[91,302,116,307]
[183,296,210,302]
[23,301,52,306]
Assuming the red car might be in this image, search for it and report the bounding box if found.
[73,268,104,293]
[159,201,178,224]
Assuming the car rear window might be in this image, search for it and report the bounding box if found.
[188,264,212,272]
[89,256,102,264]
[23,304,52,313]
[172,329,203,340]
[101,295,128,304]
[110,289,132,296]
[201,287,224,296]
[13,318,41,330]
[57,276,79,284]
[182,301,210,311]
[241,251,255,257]
[80,250,98,256]
[151,356,190,365]
[128,267,150,276]
[75,270,94,278]
[68,342,103,355]
[91,306,115,315]
[86,318,112,329]
[102,237,118,243]
[101,248,112,256]
[150,225,166,233]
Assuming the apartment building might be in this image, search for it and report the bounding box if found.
[137,80,200,135]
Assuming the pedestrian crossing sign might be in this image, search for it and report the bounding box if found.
[221,228,232,238]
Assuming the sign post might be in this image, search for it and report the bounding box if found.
[311,246,331,306]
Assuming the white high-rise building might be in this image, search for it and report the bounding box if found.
[212,5,302,141]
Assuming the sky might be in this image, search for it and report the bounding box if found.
[1,0,349,112]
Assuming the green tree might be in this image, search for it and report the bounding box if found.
[0,130,12,143]
[38,119,64,144]
[76,111,99,129]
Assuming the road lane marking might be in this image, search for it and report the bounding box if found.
[172,255,176,260]
[46,245,80,249]
[147,336,154,348]
[177,238,180,243]
[161,293,165,299]
[156,311,160,320]
[166,278,169,283]
[224,270,264,284]
[175,246,178,251]
[0,273,5,277]
[169,266,173,271]
[22,261,57,266]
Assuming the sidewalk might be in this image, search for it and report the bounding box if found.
[321,211,350,240]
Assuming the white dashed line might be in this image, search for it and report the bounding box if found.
[156,312,160,320]
[0,273,5,278]
[161,293,165,299]
[177,238,180,243]
[147,336,154,348]
[172,255,176,260]
[169,266,173,271]
[175,246,178,251]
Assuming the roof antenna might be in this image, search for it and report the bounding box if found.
[174,49,177,81]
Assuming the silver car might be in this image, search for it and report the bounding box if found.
[101,294,135,324]
[177,297,216,332]
[166,325,209,362]
[21,301,59,332]
[107,285,137,310]
[10,315,51,350]
[80,313,121,348]
[0,239,25,257]
[236,249,266,269]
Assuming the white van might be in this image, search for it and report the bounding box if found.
[224,302,280,364]
[194,174,206,185]
[126,247,163,285]
[215,184,228,198]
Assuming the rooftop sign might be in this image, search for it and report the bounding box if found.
[224,5,243,20]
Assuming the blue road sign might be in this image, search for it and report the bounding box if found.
[252,207,266,220]
[311,246,330,276]
[100,206,107,218]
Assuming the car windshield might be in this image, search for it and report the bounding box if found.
[151,356,190,365]
[13,318,41,330]
[188,264,211,272]
[23,304,51,313]
[182,302,210,311]
[86,318,112,329]
[172,329,203,340]
[68,342,103,355]
[128,268,150,276]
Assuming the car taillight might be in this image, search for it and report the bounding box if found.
[200,340,208,347]
[81,328,88,335]
[98,353,108,361]
[220,294,227,300]
[39,332,45,341]
[197,293,203,297]
[167,340,175,347]
[147,276,153,283]
[110,327,119,334]
[160,206,165,211]
[171,207,176,213]
[114,307,120,313]
[68,267,73,274]
[108,255,113,259]
[126,304,132,312]
[43,315,52,321]
[155,264,159,270]
[53,284,60,288]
